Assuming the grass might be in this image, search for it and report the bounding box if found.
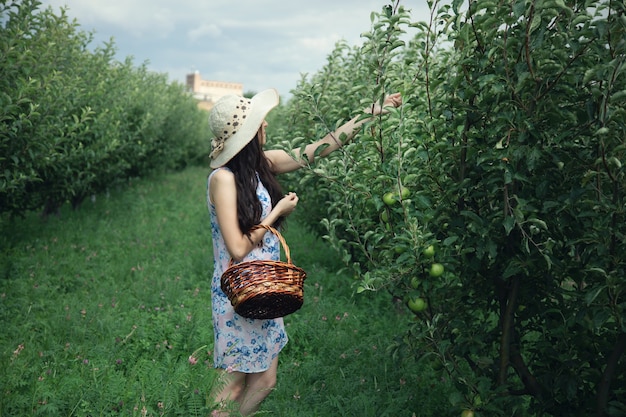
[0,166,452,416]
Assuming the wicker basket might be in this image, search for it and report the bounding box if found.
[220,224,307,319]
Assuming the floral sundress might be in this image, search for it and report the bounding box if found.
[207,168,288,373]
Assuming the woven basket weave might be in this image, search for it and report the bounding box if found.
[220,224,307,319]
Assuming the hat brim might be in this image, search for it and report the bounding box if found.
[210,88,280,168]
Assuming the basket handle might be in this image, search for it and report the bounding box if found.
[249,224,293,264]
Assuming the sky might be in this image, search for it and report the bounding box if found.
[37,0,431,98]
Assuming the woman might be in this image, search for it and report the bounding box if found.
[207,88,401,415]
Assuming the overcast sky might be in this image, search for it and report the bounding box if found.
[38,0,431,98]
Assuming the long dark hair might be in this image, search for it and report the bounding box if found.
[225,134,284,235]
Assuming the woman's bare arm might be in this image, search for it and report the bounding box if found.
[265,93,402,174]
[210,169,298,261]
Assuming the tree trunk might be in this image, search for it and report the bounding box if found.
[596,332,626,417]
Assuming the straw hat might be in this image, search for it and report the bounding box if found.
[208,88,279,168]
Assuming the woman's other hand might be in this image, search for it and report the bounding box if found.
[275,192,299,217]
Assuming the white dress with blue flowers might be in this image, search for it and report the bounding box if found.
[207,168,288,373]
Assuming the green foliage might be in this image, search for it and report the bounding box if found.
[267,210,453,416]
[0,0,210,217]
[278,1,626,416]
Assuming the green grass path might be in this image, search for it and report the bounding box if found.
[0,166,450,416]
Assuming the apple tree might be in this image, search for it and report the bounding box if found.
[0,0,209,217]
[277,1,625,416]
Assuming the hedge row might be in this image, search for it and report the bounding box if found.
[0,0,210,217]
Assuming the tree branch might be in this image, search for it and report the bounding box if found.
[510,345,543,399]
[498,275,520,385]
[596,332,626,417]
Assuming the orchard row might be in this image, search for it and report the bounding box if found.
[1,0,210,216]
[275,2,626,416]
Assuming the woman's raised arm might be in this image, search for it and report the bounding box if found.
[265,93,402,174]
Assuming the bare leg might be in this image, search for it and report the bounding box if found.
[211,370,246,416]
[238,357,279,416]
[211,357,279,416]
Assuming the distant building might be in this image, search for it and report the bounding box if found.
[186,71,243,111]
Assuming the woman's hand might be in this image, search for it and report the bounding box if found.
[274,192,299,217]
[383,92,402,108]
[369,92,403,115]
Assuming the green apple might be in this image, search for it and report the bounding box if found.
[461,410,475,417]
[400,186,410,199]
[429,263,444,277]
[403,174,418,185]
[383,192,397,206]
[423,245,435,258]
[408,297,427,312]
[394,245,407,254]
[410,277,420,289]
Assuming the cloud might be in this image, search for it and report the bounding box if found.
[37,0,432,96]
[187,23,222,41]
[41,0,176,36]
[298,35,343,54]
